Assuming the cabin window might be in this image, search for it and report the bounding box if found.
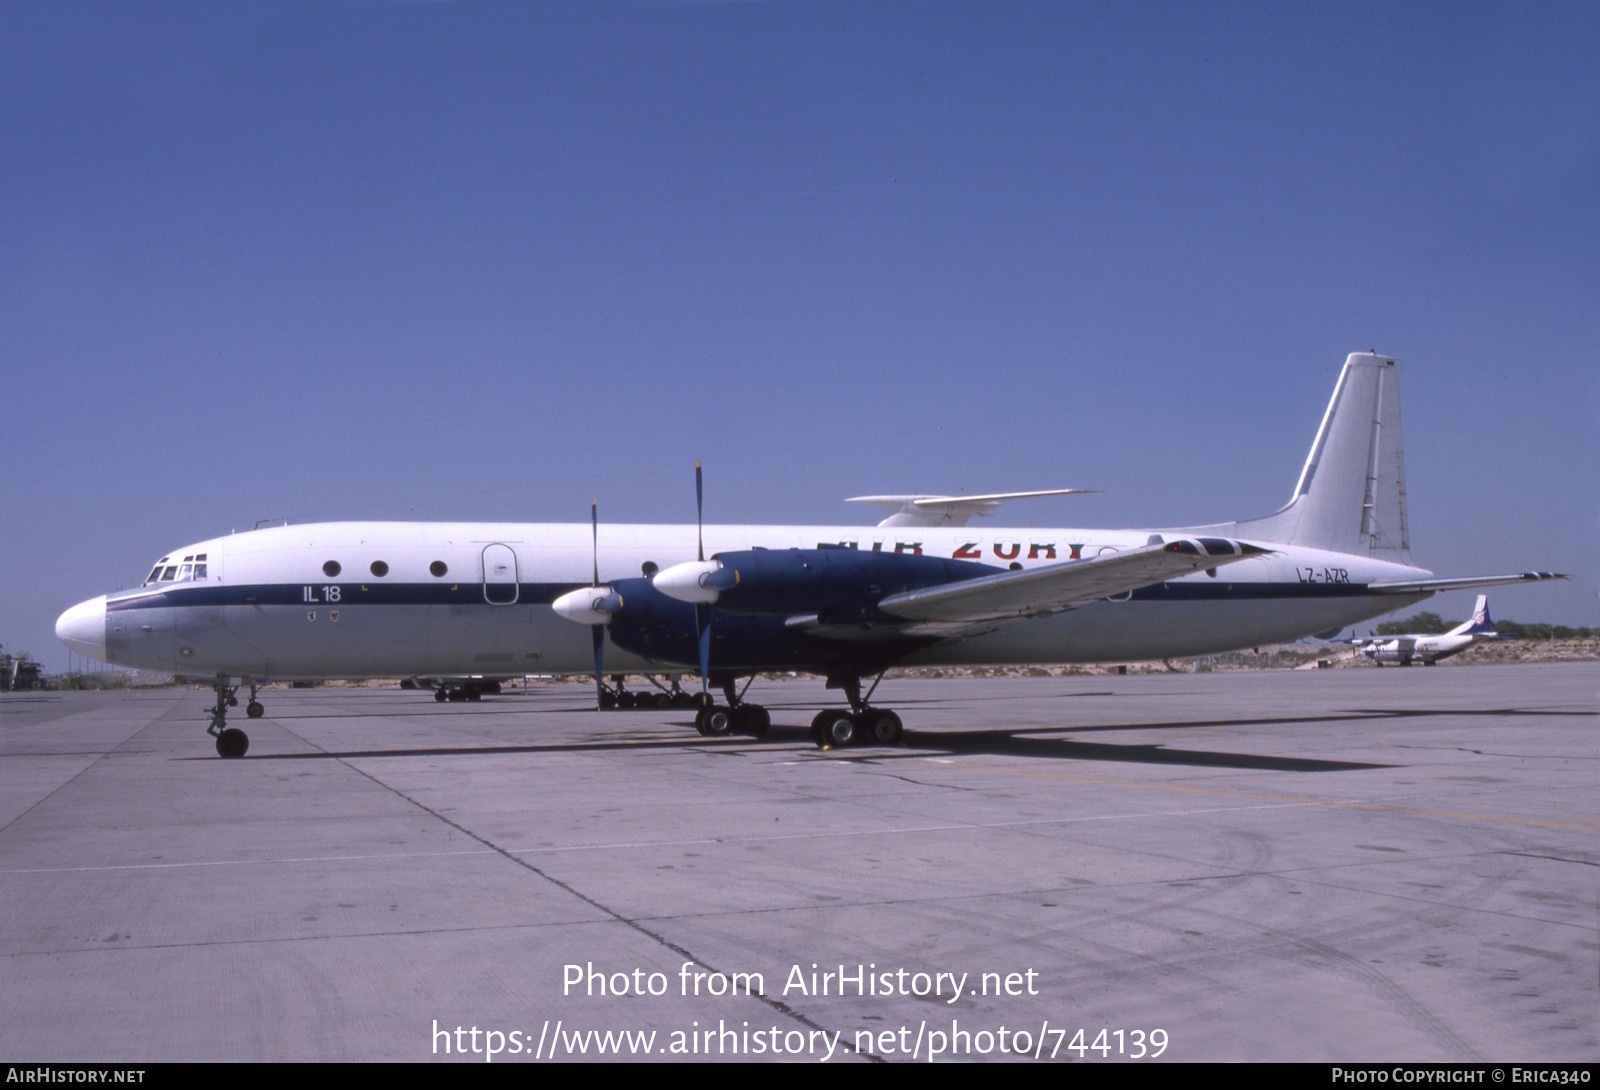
[430,561,448,577]
[641,561,659,576]
[370,560,389,577]
[323,561,341,578]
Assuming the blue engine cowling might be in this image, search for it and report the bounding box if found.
[702,547,1002,623]
[601,547,991,674]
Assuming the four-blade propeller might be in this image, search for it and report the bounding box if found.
[549,499,623,705]
[550,467,717,707]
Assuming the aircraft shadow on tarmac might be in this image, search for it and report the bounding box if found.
[215,707,1416,772]
[859,727,1387,772]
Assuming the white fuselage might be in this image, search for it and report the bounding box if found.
[62,519,1432,681]
[1358,633,1479,666]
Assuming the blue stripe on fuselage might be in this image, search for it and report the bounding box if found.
[104,579,1380,612]
[104,582,575,610]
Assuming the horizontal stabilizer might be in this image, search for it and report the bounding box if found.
[847,489,1092,528]
[1367,571,1565,595]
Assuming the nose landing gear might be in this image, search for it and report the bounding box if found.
[206,675,251,758]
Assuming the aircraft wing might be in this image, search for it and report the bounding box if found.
[858,538,1268,636]
[1367,571,1565,595]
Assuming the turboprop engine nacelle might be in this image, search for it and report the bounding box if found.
[654,548,1001,623]
[599,574,937,675]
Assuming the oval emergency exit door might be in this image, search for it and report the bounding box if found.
[481,543,519,605]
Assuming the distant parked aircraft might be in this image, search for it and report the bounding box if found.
[1350,595,1497,666]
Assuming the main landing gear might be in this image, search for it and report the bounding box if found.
[208,675,255,758]
[597,675,699,711]
[809,707,903,749]
[809,673,904,750]
[692,676,771,739]
[432,680,502,702]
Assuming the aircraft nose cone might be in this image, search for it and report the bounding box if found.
[56,596,107,662]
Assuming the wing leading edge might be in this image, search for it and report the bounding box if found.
[846,489,1093,527]
[1367,571,1565,595]
[830,538,1269,638]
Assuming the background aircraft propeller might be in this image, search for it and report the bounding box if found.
[694,462,712,702]
[591,500,606,705]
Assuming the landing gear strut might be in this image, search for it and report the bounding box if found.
[693,676,771,738]
[595,676,696,711]
[207,674,250,758]
[810,672,903,750]
[590,673,768,738]
[433,680,497,702]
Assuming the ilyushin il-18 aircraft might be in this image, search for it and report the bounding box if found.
[1351,594,1500,666]
[57,353,1562,757]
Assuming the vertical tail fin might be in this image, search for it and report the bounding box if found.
[1461,594,1494,635]
[1235,352,1411,559]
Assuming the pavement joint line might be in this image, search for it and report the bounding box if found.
[0,798,1376,875]
[7,783,1592,878]
[0,712,172,839]
[272,716,887,1063]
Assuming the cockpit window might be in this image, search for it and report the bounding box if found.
[145,553,208,585]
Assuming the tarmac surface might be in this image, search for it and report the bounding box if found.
[1,664,1595,1062]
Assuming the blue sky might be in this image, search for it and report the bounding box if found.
[3,1,1596,667]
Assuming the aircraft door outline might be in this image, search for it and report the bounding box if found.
[482,543,520,605]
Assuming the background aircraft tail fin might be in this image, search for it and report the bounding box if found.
[1234,352,1411,560]
[1463,594,1494,634]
